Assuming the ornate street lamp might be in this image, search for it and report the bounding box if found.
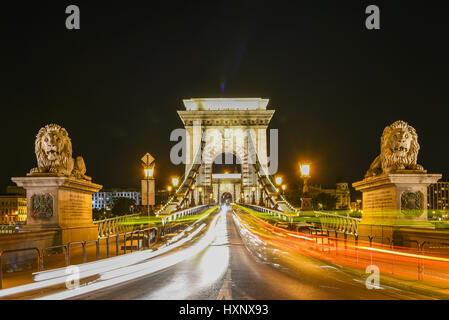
[141,152,155,217]
[299,162,312,211]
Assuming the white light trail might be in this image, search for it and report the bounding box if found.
[35,210,224,300]
[0,208,217,299]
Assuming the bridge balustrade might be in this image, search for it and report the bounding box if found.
[244,204,294,224]
[93,213,141,237]
[161,205,211,226]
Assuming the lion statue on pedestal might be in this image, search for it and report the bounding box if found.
[28,124,91,180]
[365,120,425,177]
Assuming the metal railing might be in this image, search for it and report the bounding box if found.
[314,211,361,235]
[0,205,215,290]
[93,213,140,237]
[0,227,158,289]
[0,247,41,289]
[243,204,294,223]
[303,226,449,281]
[161,205,211,226]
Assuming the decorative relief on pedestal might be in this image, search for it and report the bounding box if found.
[365,120,425,177]
[27,124,91,181]
[31,194,54,219]
[400,191,423,217]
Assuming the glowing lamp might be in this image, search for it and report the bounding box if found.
[172,177,179,187]
[299,164,310,177]
[275,176,282,186]
[167,186,172,192]
[144,167,154,178]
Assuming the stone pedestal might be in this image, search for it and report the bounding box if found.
[11,176,102,244]
[353,172,441,239]
[300,197,312,211]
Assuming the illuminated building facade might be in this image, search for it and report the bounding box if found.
[92,188,141,210]
[0,187,27,224]
[428,181,449,210]
[308,182,351,210]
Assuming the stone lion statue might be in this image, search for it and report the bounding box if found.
[28,124,91,180]
[365,120,424,177]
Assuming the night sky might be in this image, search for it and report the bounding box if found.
[1,1,448,196]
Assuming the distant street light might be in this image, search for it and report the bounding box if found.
[299,163,311,194]
[172,177,179,187]
[275,176,282,186]
[282,184,286,195]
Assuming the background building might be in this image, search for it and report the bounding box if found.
[308,182,351,210]
[92,188,141,210]
[428,181,449,210]
[0,186,27,224]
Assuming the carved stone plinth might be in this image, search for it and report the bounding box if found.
[12,176,102,244]
[353,172,441,239]
[300,197,312,211]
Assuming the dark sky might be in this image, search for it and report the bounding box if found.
[1,1,448,195]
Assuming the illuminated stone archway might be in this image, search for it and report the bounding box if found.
[177,98,274,204]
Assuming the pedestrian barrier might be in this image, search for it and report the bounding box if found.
[0,205,213,289]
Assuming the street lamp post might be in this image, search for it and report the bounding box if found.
[141,153,155,218]
[259,186,264,206]
[144,166,155,217]
[299,163,312,211]
[191,185,196,207]
[198,187,203,205]
[251,186,256,205]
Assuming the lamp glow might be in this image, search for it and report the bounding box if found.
[275,176,282,186]
[300,164,310,177]
[144,168,154,178]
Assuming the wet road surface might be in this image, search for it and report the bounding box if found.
[73,209,436,300]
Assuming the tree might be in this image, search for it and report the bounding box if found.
[92,209,104,221]
[312,193,338,211]
[285,189,302,207]
[111,197,136,216]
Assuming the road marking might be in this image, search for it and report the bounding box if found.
[216,268,232,300]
